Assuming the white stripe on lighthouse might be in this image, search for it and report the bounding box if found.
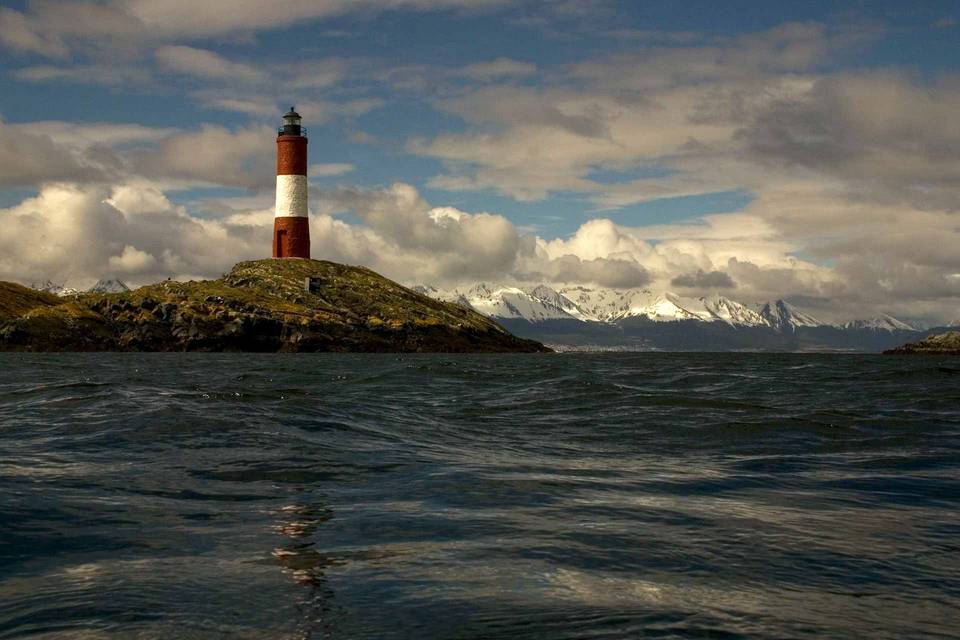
[274,174,308,218]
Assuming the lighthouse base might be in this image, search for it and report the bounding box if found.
[272,217,311,259]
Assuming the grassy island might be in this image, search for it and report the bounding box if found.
[0,259,548,353]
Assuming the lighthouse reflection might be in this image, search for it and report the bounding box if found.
[272,501,344,638]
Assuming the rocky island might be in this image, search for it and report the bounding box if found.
[884,331,960,355]
[0,259,548,353]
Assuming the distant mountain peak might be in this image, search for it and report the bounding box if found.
[88,278,131,294]
[843,314,915,332]
[758,299,824,332]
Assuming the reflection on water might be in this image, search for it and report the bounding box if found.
[0,352,959,639]
[273,502,341,638]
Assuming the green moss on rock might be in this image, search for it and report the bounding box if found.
[0,259,549,353]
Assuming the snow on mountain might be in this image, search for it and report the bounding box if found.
[623,292,715,322]
[524,285,594,321]
[758,300,825,332]
[552,287,767,326]
[415,283,921,334]
[612,293,770,326]
[419,283,771,327]
[31,280,80,296]
[699,296,769,326]
[842,314,915,331]
[88,278,131,294]
[414,283,579,322]
[466,285,576,322]
[412,284,472,309]
[556,286,658,322]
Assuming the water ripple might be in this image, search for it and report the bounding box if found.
[0,353,958,638]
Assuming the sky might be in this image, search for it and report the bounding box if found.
[0,0,959,323]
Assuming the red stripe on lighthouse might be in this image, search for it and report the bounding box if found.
[273,216,311,258]
[277,136,308,175]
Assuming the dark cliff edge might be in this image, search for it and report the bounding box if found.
[884,331,960,355]
[0,260,549,353]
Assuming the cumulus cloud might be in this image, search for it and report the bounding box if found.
[0,182,268,287]
[1,177,957,322]
[315,183,524,281]
[108,245,158,272]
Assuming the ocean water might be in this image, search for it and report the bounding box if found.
[1,353,958,639]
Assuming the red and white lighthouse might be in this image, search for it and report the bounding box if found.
[273,107,310,259]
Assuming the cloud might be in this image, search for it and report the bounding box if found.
[155,45,265,83]
[671,269,736,289]
[131,125,276,189]
[0,182,269,287]
[540,255,651,288]
[14,63,153,86]
[607,29,701,44]
[108,245,158,272]
[316,182,523,281]
[284,57,353,89]
[459,58,537,80]
[0,119,116,187]
[310,163,355,177]
[409,22,883,205]
[0,118,285,191]
[0,7,69,57]
[295,98,385,123]
[0,1,511,57]
[2,178,958,322]
[0,116,362,195]
[0,3,144,58]
[734,72,960,209]
[11,120,177,148]
[190,93,279,116]
[125,0,509,37]
[571,22,876,89]
[411,83,737,201]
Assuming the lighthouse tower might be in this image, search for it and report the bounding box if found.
[273,107,310,259]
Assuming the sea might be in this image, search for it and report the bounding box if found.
[1,353,958,639]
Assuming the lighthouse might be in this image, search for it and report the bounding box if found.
[273,107,310,259]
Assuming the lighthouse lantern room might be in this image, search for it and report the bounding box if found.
[273,107,310,259]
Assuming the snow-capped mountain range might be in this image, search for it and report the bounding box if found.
[413,283,915,332]
[412,282,946,351]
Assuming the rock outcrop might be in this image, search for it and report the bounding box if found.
[884,331,960,355]
[0,260,548,353]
